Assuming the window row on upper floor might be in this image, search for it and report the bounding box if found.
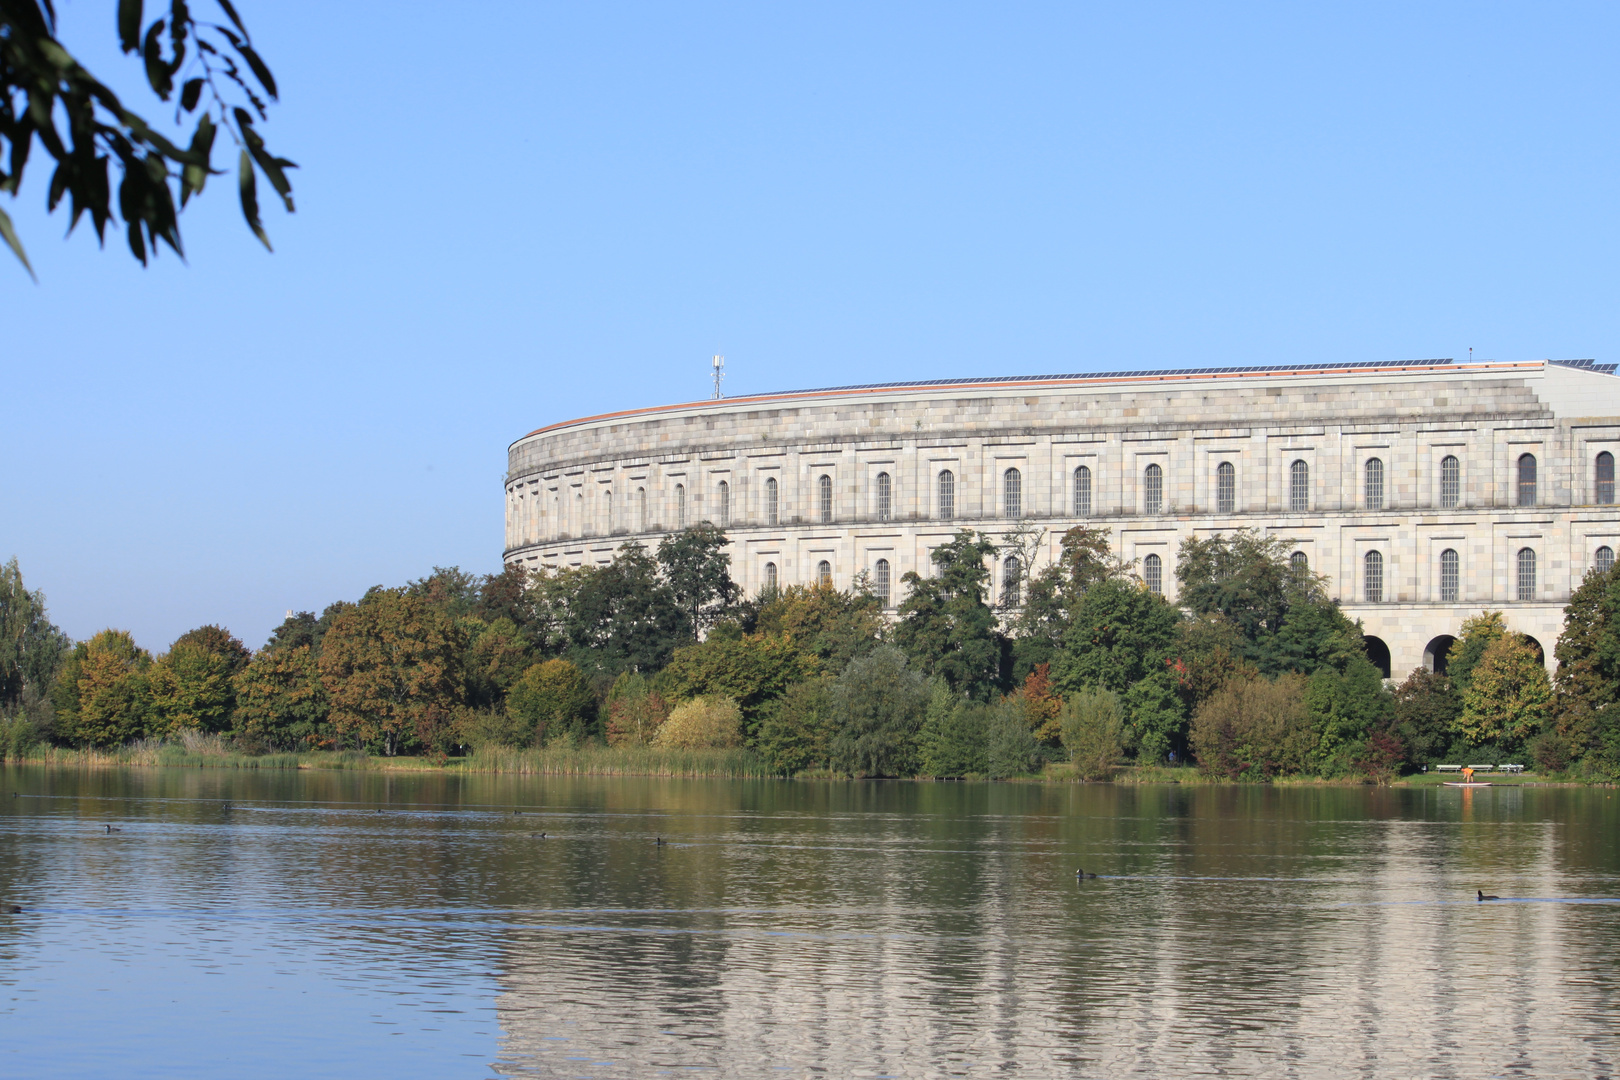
[507,450,1620,543]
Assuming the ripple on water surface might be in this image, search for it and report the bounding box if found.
[2,768,1618,1079]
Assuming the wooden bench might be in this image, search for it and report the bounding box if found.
[1466,764,1497,773]
[1435,764,1463,772]
[1499,764,1525,774]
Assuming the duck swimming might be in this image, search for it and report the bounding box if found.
[1076,870,1097,879]
[1478,890,1500,901]
[105,825,121,833]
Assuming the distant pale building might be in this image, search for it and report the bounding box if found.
[504,358,1620,677]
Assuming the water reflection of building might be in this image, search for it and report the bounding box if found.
[488,788,1613,1078]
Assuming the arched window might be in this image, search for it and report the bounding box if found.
[1074,465,1092,516]
[1518,453,1537,507]
[876,472,892,521]
[675,483,686,528]
[1001,556,1022,607]
[764,561,778,591]
[1003,468,1022,518]
[1440,548,1459,602]
[1143,463,1163,514]
[1290,550,1308,573]
[576,492,585,535]
[1517,547,1537,601]
[637,487,647,531]
[1216,461,1235,514]
[765,476,779,526]
[938,470,955,520]
[1597,546,1616,575]
[874,559,891,606]
[553,495,560,536]
[1143,553,1163,595]
[1364,550,1384,603]
[816,560,832,588]
[1440,454,1461,509]
[1598,452,1615,505]
[1289,460,1309,512]
[605,489,613,531]
[717,480,730,527]
[818,475,833,524]
[1364,457,1384,510]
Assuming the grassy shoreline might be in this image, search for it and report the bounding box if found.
[1,738,1602,785]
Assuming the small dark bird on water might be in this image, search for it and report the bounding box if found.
[1076,870,1097,879]
[105,825,121,833]
[530,831,547,839]
[1478,890,1500,901]
[4,905,20,914]
[656,836,665,846]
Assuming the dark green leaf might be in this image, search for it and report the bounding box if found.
[238,148,270,251]
[217,0,249,40]
[118,0,144,53]
[126,220,148,266]
[143,20,173,99]
[180,78,204,112]
[180,113,216,205]
[236,43,278,101]
[0,206,36,281]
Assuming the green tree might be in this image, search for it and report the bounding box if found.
[985,697,1040,779]
[1,1,294,276]
[318,590,467,755]
[1060,687,1125,781]
[892,530,1002,700]
[1458,633,1551,754]
[657,524,740,637]
[1122,668,1185,763]
[917,680,990,778]
[170,624,249,673]
[148,639,236,735]
[1447,611,1508,695]
[827,645,930,777]
[1391,667,1461,765]
[52,629,152,747]
[233,643,328,750]
[461,616,536,710]
[1303,657,1394,773]
[756,675,834,776]
[1053,576,1182,696]
[507,658,595,745]
[662,632,819,740]
[0,557,69,720]
[1553,565,1620,753]
[1008,525,1121,680]
[1167,613,1252,719]
[1176,530,1301,643]
[534,542,689,677]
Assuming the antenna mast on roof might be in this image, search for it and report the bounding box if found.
[712,354,725,399]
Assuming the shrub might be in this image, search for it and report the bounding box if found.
[918,680,990,778]
[1190,673,1311,780]
[604,670,670,747]
[1060,687,1125,781]
[654,696,744,749]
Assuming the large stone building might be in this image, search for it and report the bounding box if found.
[505,358,1620,678]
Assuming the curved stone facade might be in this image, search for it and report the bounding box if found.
[505,358,1620,678]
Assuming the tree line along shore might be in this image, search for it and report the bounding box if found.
[4,523,1620,783]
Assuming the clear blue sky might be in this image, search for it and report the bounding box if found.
[6,1,1620,652]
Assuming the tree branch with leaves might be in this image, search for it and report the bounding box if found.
[0,0,293,278]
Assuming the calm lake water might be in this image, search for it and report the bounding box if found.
[2,768,1618,1079]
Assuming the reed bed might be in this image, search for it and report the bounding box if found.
[463,743,774,778]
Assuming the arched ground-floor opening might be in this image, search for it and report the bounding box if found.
[1363,635,1392,679]
[1522,635,1545,664]
[1424,635,1456,675]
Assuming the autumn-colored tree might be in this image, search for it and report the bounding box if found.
[1447,611,1508,695]
[51,630,153,748]
[170,625,251,674]
[1018,663,1063,744]
[604,670,670,746]
[318,591,467,755]
[507,658,595,745]
[1458,633,1551,753]
[654,696,744,749]
[662,633,820,739]
[233,644,329,749]
[754,584,886,671]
